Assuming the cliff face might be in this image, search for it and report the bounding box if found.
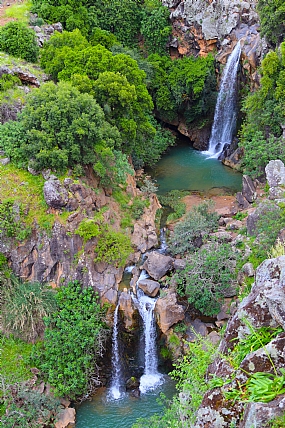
[0,169,160,308]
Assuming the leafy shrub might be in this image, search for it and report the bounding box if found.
[2,276,57,342]
[173,241,237,316]
[257,0,285,46]
[0,198,31,240]
[40,281,108,399]
[75,213,104,242]
[0,22,39,62]
[95,230,132,267]
[0,74,21,92]
[169,201,218,255]
[89,27,118,49]
[159,190,187,222]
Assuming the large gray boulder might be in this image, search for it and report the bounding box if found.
[138,278,160,297]
[44,177,69,208]
[242,175,256,203]
[265,160,285,188]
[142,252,174,280]
[247,202,279,236]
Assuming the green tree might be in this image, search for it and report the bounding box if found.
[0,22,39,62]
[40,282,108,399]
[140,0,171,55]
[257,0,285,46]
[169,201,218,255]
[173,242,237,316]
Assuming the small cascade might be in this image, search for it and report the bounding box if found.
[133,270,163,394]
[109,304,124,400]
[204,41,241,158]
[158,228,168,254]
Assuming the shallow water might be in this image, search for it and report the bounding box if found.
[147,140,242,195]
[75,376,176,428]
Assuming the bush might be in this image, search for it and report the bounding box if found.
[40,282,108,399]
[173,241,237,316]
[169,201,218,255]
[0,22,39,62]
[95,230,132,267]
[2,276,57,342]
[0,198,31,240]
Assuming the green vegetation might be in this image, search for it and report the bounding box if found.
[173,242,237,316]
[94,230,132,267]
[240,42,285,176]
[2,276,57,342]
[169,201,218,255]
[159,190,187,222]
[0,22,39,62]
[257,0,285,46]
[39,282,109,399]
[5,0,32,23]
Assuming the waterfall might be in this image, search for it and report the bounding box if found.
[204,41,241,158]
[109,304,124,400]
[133,270,163,394]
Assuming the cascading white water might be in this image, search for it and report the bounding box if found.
[134,270,163,394]
[109,304,124,400]
[203,41,241,159]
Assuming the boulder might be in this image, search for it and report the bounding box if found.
[0,157,10,165]
[55,408,76,428]
[44,177,69,208]
[155,291,184,333]
[119,291,138,330]
[138,278,160,297]
[242,262,255,277]
[241,395,285,428]
[142,252,174,280]
[173,258,187,271]
[265,160,285,188]
[236,192,250,209]
[242,175,256,203]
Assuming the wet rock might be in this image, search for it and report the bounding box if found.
[126,376,140,390]
[138,278,160,297]
[142,252,174,281]
[44,177,69,208]
[119,291,138,330]
[155,291,184,333]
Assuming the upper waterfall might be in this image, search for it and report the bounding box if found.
[203,41,241,159]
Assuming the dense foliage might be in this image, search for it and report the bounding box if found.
[2,276,57,342]
[0,81,133,184]
[169,201,219,255]
[240,42,285,176]
[173,241,237,316]
[40,281,108,399]
[257,0,285,46]
[148,53,216,124]
[32,0,171,53]
[0,22,39,62]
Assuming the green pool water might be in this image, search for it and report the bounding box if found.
[75,376,176,428]
[147,140,242,195]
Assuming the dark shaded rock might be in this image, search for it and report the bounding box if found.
[242,175,256,203]
[142,252,174,280]
[119,291,138,330]
[126,376,140,390]
[44,177,68,208]
[138,278,160,297]
[236,191,250,209]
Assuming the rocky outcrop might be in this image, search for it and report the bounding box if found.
[155,290,184,333]
[194,255,285,426]
[142,252,174,280]
[265,159,285,201]
[31,21,63,47]
[138,278,160,297]
[55,408,76,428]
[119,291,138,330]
[247,201,280,236]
